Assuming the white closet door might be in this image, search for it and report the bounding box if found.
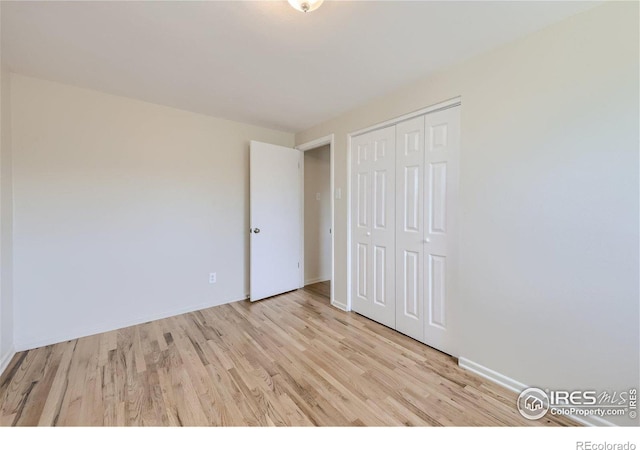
[351,126,396,328]
[395,116,425,341]
[423,106,460,356]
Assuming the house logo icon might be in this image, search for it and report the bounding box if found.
[517,388,550,420]
[525,395,544,411]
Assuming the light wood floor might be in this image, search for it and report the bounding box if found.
[302,280,330,300]
[0,283,577,426]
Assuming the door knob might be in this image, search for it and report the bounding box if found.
[423,238,431,243]
[253,228,261,234]
[366,232,371,236]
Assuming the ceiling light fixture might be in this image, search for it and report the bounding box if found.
[288,0,324,13]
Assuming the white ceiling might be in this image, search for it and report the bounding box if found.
[1,1,600,133]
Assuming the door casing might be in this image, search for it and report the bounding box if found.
[296,134,337,308]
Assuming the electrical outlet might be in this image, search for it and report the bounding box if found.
[209,273,217,284]
[316,192,321,200]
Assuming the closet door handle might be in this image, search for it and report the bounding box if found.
[423,238,431,243]
[366,232,371,236]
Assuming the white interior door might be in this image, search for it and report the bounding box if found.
[250,141,301,302]
[423,106,460,355]
[395,116,425,341]
[351,126,396,328]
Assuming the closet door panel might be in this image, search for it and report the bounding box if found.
[395,116,425,341]
[351,126,396,328]
[423,106,460,356]
[352,136,371,310]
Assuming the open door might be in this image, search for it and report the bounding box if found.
[250,141,302,302]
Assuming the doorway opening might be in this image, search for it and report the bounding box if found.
[303,144,331,300]
[297,135,335,306]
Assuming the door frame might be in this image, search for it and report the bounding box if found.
[346,96,461,311]
[296,134,336,308]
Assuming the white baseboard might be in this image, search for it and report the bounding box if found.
[459,357,528,393]
[15,295,246,351]
[304,277,330,286]
[331,299,348,311]
[0,345,16,378]
[458,357,616,427]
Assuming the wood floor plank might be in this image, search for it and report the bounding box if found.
[0,349,45,420]
[36,341,77,426]
[11,345,60,426]
[55,336,96,426]
[0,282,580,427]
[303,281,330,299]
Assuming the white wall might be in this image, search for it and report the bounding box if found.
[304,145,331,285]
[295,2,639,426]
[11,74,294,349]
[0,60,15,372]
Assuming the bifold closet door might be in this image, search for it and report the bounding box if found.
[351,126,396,328]
[350,104,461,357]
[395,116,426,341]
[423,106,460,356]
